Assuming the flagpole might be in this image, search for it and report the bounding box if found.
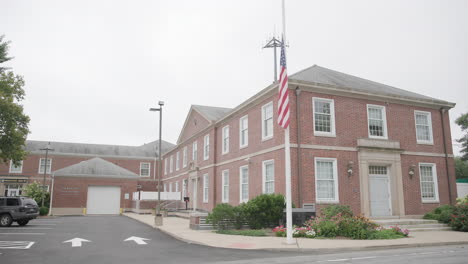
[282,0,294,245]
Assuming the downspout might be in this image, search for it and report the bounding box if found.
[440,108,453,205]
[212,127,218,209]
[295,87,302,207]
[48,173,55,216]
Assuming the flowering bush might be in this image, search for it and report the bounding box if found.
[272,225,286,237]
[450,202,468,232]
[389,226,410,237]
[272,226,316,238]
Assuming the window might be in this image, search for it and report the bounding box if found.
[6,198,19,206]
[164,159,168,175]
[222,125,230,154]
[415,111,433,144]
[240,166,249,203]
[262,102,274,140]
[315,158,339,202]
[192,141,198,161]
[263,160,275,194]
[183,146,188,168]
[203,134,210,160]
[222,170,229,203]
[169,182,172,192]
[40,185,50,192]
[164,183,167,192]
[176,152,180,171]
[9,160,23,173]
[239,115,248,148]
[182,179,188,199]
[203,174,209,203]
[169,155,173,173]
[140,162,150,177]
[38,158,52,174]
[313,97,335,136]
[419,163,439,202]
[367,105,387,138]
[175,181,179,192]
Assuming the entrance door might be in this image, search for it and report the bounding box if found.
[369,166,392,217]
[6,184,22,197]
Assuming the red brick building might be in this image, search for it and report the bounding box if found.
[162,65,456,218]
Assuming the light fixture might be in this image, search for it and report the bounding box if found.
[409,164,416,179]
[347,161,354,177]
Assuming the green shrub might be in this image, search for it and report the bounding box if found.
[316,220,338,237]
[338,215,379,239]
[215,229,267,236]
[456,195,468,205]
[39,206,49,216]
[321,205,353,219]
[206,203,238,230]
[423,205,455,224]
[368,229,405,240]
[243,194,285,229]
[450,203,468,232]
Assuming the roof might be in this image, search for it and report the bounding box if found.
[290,65,455,107]
[53,157,139,179]
[26,140,175,158]
[192,105,232,122]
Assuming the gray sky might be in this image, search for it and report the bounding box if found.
[1,0,466,155]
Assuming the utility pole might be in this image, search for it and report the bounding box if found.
[263,36,287,82]
[150,101,164,226]
[39,142,54,207]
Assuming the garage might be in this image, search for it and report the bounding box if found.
[86,186,121,215]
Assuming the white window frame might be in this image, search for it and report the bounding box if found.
[367,104,388,139]
[222,170,229,203]
[419,163,440,203]
[169,182,173,192]
[203,134,210,160]
[192,141,198,161]
[312,97,336,137]
[222,125,230,154]
[175,181,179,192]
[176,151,180,171]
[164,183,167,192]
[40,185,50,192]
[239,165,249,203]
[183,146,188,168]
[239,115,249,148]
[414,111,434,144]
[9,160,23,173]
[169,155,173,173]
[182,179,187,200]
[164,158,168,175]
[203,173,209,203]
[139,162,151,177]
[315,157,339,203]
[261,101,274,140]
[38,158,52,174]
[262,160,275,194]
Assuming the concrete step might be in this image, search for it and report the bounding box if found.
[372,219,438,226]
[407,227,452,232]
[382,223,448,229]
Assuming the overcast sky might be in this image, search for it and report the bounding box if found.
[1,0,466,155]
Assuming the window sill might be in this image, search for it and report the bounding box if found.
[222,151,229,155]
[139,175,150,178]
[314,132,336,138]
[239,144,248,149]
[417,141,434,145]
[422,200,440,204]
[368,136,388,140]
[8,171,23,174]
[262,136,273,142]
[316,200,339,204]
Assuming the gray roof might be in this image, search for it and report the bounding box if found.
[290,65,454,106]
[53,157,139,178]
[26,140,175,158]
[192,105,233,122]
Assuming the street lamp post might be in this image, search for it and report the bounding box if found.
[39,142,54,207]
[150,101,164,226]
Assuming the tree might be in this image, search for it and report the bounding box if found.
[0,35,30,164]
[23,182,50,208]
[456,112,468,161]
[455,157,468,179]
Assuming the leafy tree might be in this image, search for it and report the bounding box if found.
[23,182,50,208]
[0,35,30,164]
[455,157,468,179]
[456,112,468,161]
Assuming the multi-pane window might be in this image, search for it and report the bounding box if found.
[415,111,433,144]
[240,166,249,203]
[263,160,275,194]
[315,158,338,202]
[176,152,180,171]
[192,141,198,161]
[164,183,167,192]
[164,158,168,175]
[203,134,210,160]
[140,162,150,177]
[169,155,173,173]
[183,146,188,168]
[367,105,387,138]
[38,158,52,174]
[169,182,172,192]
[313,98,335,136]
[239,115,248,148]
[175,181,180,199]
[222,170,229,203]
[182,179,187,199]
[262,102,274,140]
[203,174,209,203]
[419,163,439,202]
[222,126,230,154]
[9,160,23,173]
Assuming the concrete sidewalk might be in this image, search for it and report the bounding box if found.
[123,213,468,252]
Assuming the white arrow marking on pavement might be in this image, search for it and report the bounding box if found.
[63,238,91,247]
[124,236,150,245]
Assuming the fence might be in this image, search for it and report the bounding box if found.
[457,183,468,199]
[131,191,183,214]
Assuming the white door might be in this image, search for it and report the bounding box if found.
[369,166,392,217]
[86,186,121,215]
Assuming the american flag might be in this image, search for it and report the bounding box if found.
[277,39,290,129]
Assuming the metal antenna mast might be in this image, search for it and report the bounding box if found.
[262,36,287,82]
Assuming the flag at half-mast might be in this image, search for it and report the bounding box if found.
[277,38,290,129]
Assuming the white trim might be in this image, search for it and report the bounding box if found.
[192,141,198,161]
[402,151,453,158]
[239,115,249,148]
[312,97,336,137]
[38,158,52,174]
[222,125,230,155]
[139,162,151,177]
[183,146,188,168]
[414,111,434,145]
[367,104,388,139]
[203,134,210,160]
[314,157,339,203]
[262,159,275,194]
[419,162,440,203]
[176,151,180,171]
[261,101,274,141]
[203,173,209,203]
[9,160,23,173]
[169,182,173,192]
[164,158,168,175]
[169,155,174,173]
[221,169,229,203]
[239,165,249,203]
[368,165,393,216]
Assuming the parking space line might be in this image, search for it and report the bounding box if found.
[0,233,45,235]
[0,241,35,249]
[4,228,52,230]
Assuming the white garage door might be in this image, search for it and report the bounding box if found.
[86,186,121,215]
